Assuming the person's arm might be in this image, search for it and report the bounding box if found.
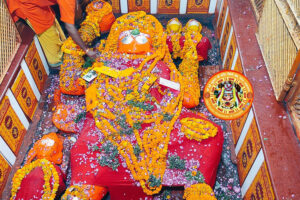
[65,22,98,59]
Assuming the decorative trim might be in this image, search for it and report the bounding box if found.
[209,0,218,14]
[235,108,254,155]
[121,0,129,13]
[231,47,239,70]
[219,6,229,46]
[241,149,265,197]
[21,60,41,101]
[0,137,16,165]
[150,0,158,14]
[34,36,49,75]
[6,89,30,130]
[179,0,187,14]
[222,26,233,66]
[216,0,224,27]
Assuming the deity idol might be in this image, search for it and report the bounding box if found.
[10,2,223,200]
[66,11,223,200]
[216,81,243,109]
[166,18,212,61]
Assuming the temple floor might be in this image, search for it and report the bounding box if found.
[19,20,243,199]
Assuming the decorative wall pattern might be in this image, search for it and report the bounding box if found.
[187,0,210,13]
[230,110,249,144]
[11,70,38,120]
[0,97,27,154]
[112,0,121,13]
[244,162,275,200]
[220,13,231,60]
[25,41,48,92]
[128,0,150,12]
[158,0,180,13]
[216,0,227,38]
[109,0,218,14]
[233,55,242,73]
[0,154,11,195]
[237,119,261,185]
[223,33,236,70]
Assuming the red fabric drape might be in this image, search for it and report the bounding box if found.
[70,111,223,199]
[15,165,66,199]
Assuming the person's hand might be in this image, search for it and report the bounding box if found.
[86,49,98,59]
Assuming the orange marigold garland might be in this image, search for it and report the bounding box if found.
[61,185,88,200]
[179,44,201,108]
[180,19,203,60]
[180,117,218,141]
[183,183,217,200]
[10,159,59,200]
[84,11,186,195]
[60,0,113,95]
[166,18,182,59]
[59,54,85,95]
[165,19,203,108]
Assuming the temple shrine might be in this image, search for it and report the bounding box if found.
[0,0,299,199]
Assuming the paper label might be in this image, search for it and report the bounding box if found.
[82,70,97,82]
[159,78,180,91]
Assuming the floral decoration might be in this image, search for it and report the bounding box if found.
[10,159,59,200]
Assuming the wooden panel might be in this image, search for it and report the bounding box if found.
[237,119,261,185]
[220,12,232,60]
[286,53,300,140]
[233,55,243,73]
[287,0,300,26]
[257,0,298,100]
[25,41,47,92]
[111,0,121,13]
[0,154,11,196]
[11,69,38,120]
[0,97,26,154]
[244,162,275,200]
[128,0,150,12]
[217,0,227,38]
[223,33,237,70]
[231,110,249,145]
[250,0,265,21]
[0,0,21,84]
[158,0,180,14]
[187,0,210,13]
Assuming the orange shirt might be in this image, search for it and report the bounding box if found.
[6,0,75,34]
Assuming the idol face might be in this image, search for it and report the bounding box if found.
[118,30,152,54]
[167,18,182,33]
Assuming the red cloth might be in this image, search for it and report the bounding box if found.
[15,165,66,199]
[6,0,75,34]
[70,112,223,199]
[196,37,212,60]
[179,36,212,60]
